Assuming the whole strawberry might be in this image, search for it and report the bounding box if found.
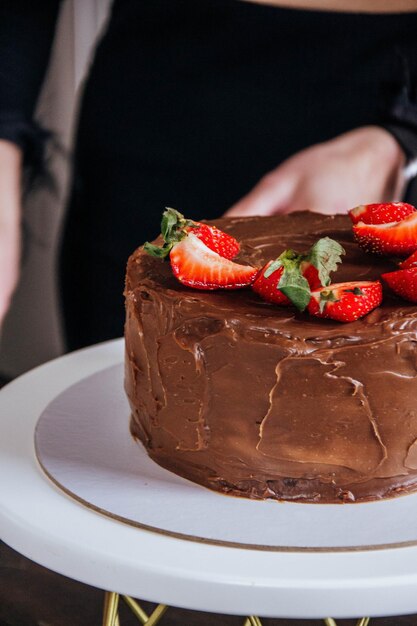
[308,281,383,322]
[349,202,416,225]
[144,208,257,290]
[252,237,345,311]
[382,268,417,303]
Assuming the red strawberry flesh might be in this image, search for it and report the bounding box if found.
[169,233,257,290]
[190,223,240,259]
[399,250,417,270]
[382,267,417,303]
[300,262,322,290]
[252,261,290,305]
[353,212,417,256]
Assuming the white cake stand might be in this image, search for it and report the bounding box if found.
[1,339,417,626]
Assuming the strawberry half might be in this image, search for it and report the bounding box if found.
[252,237,345,311]
[349,202,416,225]
[399,250,417,270]
[353,212,417,256]
[307,281,382,322]
[169,232,257,290]
[144,207,239,260]
[382,267,417,303]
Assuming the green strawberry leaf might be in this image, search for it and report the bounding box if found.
[264,249,300,279]
[162,207,194,243]
[145,207,195,259]
[306,237,345,286]
[161,208,183,242]
[264,259,283,279]
[278,265,311,311]
[143,241,173,258]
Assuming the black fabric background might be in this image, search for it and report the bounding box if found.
[61,1,417,349]
[3,1,417,349]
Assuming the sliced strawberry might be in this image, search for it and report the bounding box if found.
[399,250,417,269]
[353,212,417,256]
[169,233,257,290]
[349,202,416,225]
[252,237,345,311]
[252,261,290,305]
[308,281,382,322]
[144,207,239,259]
[190,222,239,259]
[144,208,254,290]
[382,267,417,303]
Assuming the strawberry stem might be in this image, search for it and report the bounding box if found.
[318,289,338,313]
[143,241,173,258]
[144,207,195,259]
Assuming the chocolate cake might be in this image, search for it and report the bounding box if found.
[124,212,417,503]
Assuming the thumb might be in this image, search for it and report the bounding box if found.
[224,170,295,217]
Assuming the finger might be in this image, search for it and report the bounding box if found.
[0,228,19,327]
[0,275,17,328]
[224,171,295,217]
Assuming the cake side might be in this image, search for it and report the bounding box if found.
[125,212,417,503]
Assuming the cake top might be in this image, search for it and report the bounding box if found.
[126,211,417,351]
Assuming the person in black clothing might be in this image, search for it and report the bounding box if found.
[1,0,417,350]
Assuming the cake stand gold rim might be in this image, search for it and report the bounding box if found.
[35,448,417,554]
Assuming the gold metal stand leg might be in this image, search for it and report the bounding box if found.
[146,605,169,626]
[102,591,120,626]
[122,596,148,622]
[324,617,371,626]
[121,595,168,625]
[243,617,263,626]
[102,591,370,626]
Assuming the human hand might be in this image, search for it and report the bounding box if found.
[0,141,21,328]
[225,126,405,217]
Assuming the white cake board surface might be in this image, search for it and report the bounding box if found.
[2,339,417,619]
[34,361,417,552]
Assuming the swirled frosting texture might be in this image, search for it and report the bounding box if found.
[124,213,417,503]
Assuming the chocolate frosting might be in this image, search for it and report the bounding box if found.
[124,212,417,503]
